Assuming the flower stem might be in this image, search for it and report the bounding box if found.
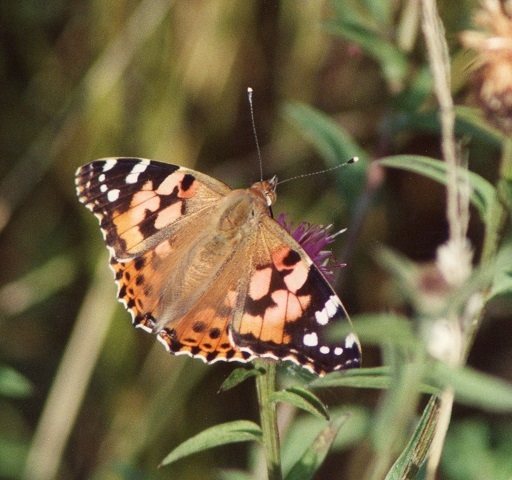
[254,360,282,480]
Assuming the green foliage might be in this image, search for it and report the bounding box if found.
[270,387,330,421]
[442,419,512,480]
[379,155,496,224]
[0,366,33,399]
[220,366,265,392]
[284,415,350,480]
[160,421,262,467]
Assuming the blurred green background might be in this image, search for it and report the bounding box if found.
[1,1,511,479]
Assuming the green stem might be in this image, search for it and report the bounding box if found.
[480,137,512,267]
[465,136,512,360]
[255,360,282,480]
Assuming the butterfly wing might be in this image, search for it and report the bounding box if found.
[230,215,361,375]
[76,157,253,364]
[76,157,232,259]
[76,158,361,374]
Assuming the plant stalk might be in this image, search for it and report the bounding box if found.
[255,360,282,480]
[480,136,512,267]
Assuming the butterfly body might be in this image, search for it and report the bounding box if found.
[76,157,361,375]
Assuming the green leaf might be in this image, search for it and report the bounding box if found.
[455,106,505,146]
[0,366,33,398]
[310,366,439,395]
[218,470,256,480]
[0,438,28,478]
[379,155,497,223]
[348,313,419,349]
[270,387,329,421]
[282,405,370,474]
[160,420,262,467]
[385,396,440,480]
[429,362,512,412]
[390,109,504,147]
[284,414,349,480]
[443,419,512,480]
[283,102,368,162]
[219,367,264,392]
[330,0,381,31]
[283,102,368,210]
[324,19,407,89]
[488,236,512,300]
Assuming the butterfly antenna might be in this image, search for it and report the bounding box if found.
[247,87,264,182]
[277,156,359,186]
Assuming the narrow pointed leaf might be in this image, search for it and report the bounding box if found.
[218,470,257,480]
[284,414,350,480]
[311,367,439,395]
[455,106,505,145]
[160,421,262,467]
[0,366,33,398]
[379,155,496,223]
[283,102,367,210]
[385,396,440,480]
[219,367,264,392]
[429,362,512,412]
[270,387,329,420]
[324,21,408,89]
[330,312,418,349]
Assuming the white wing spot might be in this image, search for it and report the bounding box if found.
[345,333,358,348]
[98,174,106,183]
[320,346,330,354]
[107,189,120,202]
[334,347,343,356]
[303,332,318,347]
[100,184,107,193]
[132,162,149,173]
[102,159,117,172]
[125,173,140,184]
[125,162,148,184]
[315,308,329,326]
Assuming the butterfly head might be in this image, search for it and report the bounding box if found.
[250,176,277,207]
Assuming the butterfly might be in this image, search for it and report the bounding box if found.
[75,157,361,375]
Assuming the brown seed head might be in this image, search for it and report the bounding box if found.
[460,0,512,133]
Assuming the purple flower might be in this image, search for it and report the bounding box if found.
[276,213,345,283]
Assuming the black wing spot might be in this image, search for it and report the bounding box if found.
[283,249,301,266]
[209,328,221,339]
[192,321,207,333]
[134,256,146,270]
[206,351,218,362]
[181,174,195,191]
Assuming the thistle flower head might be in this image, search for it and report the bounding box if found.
[460,0,512,133]
[277,214,344,282]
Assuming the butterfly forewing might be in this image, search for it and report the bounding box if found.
[230,216,361,374]
[75,157,361,375]
[76,158,231,258]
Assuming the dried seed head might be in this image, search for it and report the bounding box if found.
[461,0,512,133]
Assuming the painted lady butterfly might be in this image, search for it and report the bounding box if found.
[75,158,361,375]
